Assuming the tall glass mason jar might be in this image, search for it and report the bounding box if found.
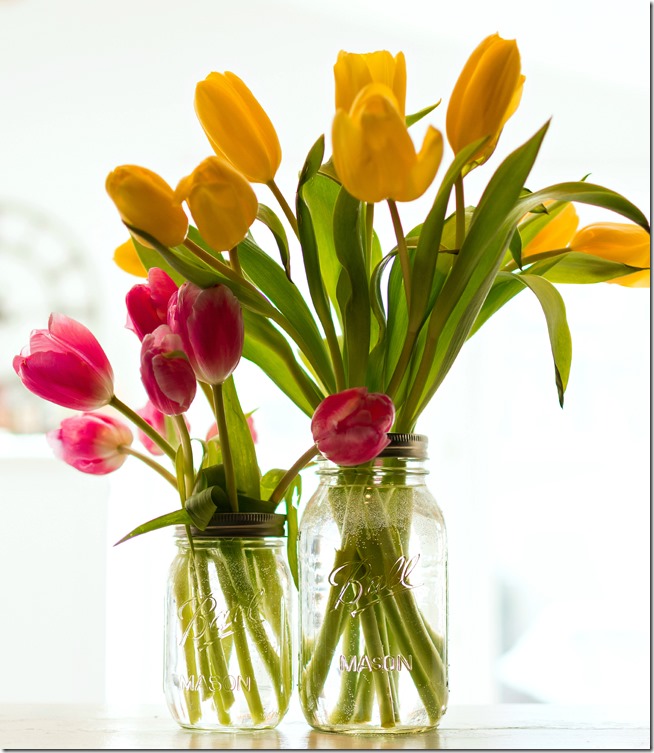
[298,434,448,733]
[164,513,293,730]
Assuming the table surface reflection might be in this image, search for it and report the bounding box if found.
[0,703,649,749]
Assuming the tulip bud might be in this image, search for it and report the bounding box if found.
[14,314,114,411]
[136,400,189,455]
[113,238,147,277]
[334,50,406,116]
[47,413,133,475]
[106,165,188,248]
[168,282,244,385]
[195,72,281,184]
[332,83,443,203]
[140,325,197,415]
[571,223,651,288]
[446,34,525,167]
[523,203,579,259]
[126,268,178,341]
[175,157,258,252]
[311,387,395,466]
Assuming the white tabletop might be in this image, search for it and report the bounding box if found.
[0,703,649,749]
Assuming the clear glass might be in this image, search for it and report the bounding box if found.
[298,457,448,733]
[164,535,293,730]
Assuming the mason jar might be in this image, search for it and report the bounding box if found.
[298,434,448,733]
[164,512,293,730]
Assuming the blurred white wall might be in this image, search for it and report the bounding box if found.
[0,0,649,708]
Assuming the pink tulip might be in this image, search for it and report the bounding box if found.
[47,413,133,475]
[140,325,197,415]
[311,387,395,466]
[206,414,258,444]
[13,314,114,411]
[126,268,178,341]
[136,400,189,455]
[168,282,243,385]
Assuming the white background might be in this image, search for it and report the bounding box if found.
[0,0,649,708]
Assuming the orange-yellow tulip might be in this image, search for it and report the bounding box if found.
[106,165,188,248]
[195,72,281,184]
[113,238,147,277]
[332,83,443,203]
[571,222,650,288]
[176,156,258,252]
[334,50,407,116]
[446,34,525,167]
[523,203,579,259]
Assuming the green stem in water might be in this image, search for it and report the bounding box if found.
[110,395,175,461]
[267,179,300,239]
[212,383,238,513]
[388,199,411,308]
[454,174,465,251]
[269,445,317,505]
[120,446,177,487]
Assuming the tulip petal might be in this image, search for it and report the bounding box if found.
[48,313,114,387]
[114,239,147,277]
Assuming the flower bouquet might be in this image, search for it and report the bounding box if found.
[15,33,649,733]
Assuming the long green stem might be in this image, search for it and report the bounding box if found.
[385,326,419,403]
[502,246,570,272]
[228,245,242,275]
[365,202,375,278]
[269,445,317,505]
[388,200,411,308]
[173,415,194,499]
[267,179,300,239]
[120,446,177,487]
[212,383,238,513]
[110,395,176,461]
[454,174,466,250]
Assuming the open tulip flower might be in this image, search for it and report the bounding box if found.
[48,413,133,475]
[13,314,115,411]
[334,49,407,116]
[126,267,178,341]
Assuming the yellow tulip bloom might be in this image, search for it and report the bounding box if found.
[332,83,443,204]
[334,50,407,116]
[571,222,651,288]
[195,72,281,184]
[176,156,258,252]
[446,34,525,167]
[523,203,579,259]
[106,165,188,248]
[113,238,147,277]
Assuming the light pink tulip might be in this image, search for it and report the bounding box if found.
[13,314,114,411]
[311,387,395,466]
[126,268,178,341]
[168,282,243,385]
[136,400,189,455]
[47,413,133,475]
[206,415,258,444]
[140,325,197,415]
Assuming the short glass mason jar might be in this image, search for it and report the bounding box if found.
[164,512,293,730]
[298,434,448,733]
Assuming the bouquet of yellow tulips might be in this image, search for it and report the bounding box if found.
[97,34,648,731]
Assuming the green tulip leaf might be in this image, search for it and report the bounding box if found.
[220,376,261,499]
[405,100,441,128]
[113,508,194,546]
[256,204,291,278]
[508,228,523,271]
[299,134,326,188]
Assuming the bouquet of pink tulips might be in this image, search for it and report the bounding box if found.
[14,33,649,730]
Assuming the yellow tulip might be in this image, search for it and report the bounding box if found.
[446,34,525,166]
[106,165,188,248]
[334,50,407,116]
[332,83,443,203]
[175,156,258,252]
[523,203,579,259]
[195,72,281,184]
[113,238,147,277]
[570,222,651,288]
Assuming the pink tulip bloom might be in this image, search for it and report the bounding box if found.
[168,282,243,385]
[13,313,114,411]
[206,414,258,444]
[126,267,178,341]
[311,387,395,466]
[47,413,133,475]
[136,400,189,455]
[140,325,197,415]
